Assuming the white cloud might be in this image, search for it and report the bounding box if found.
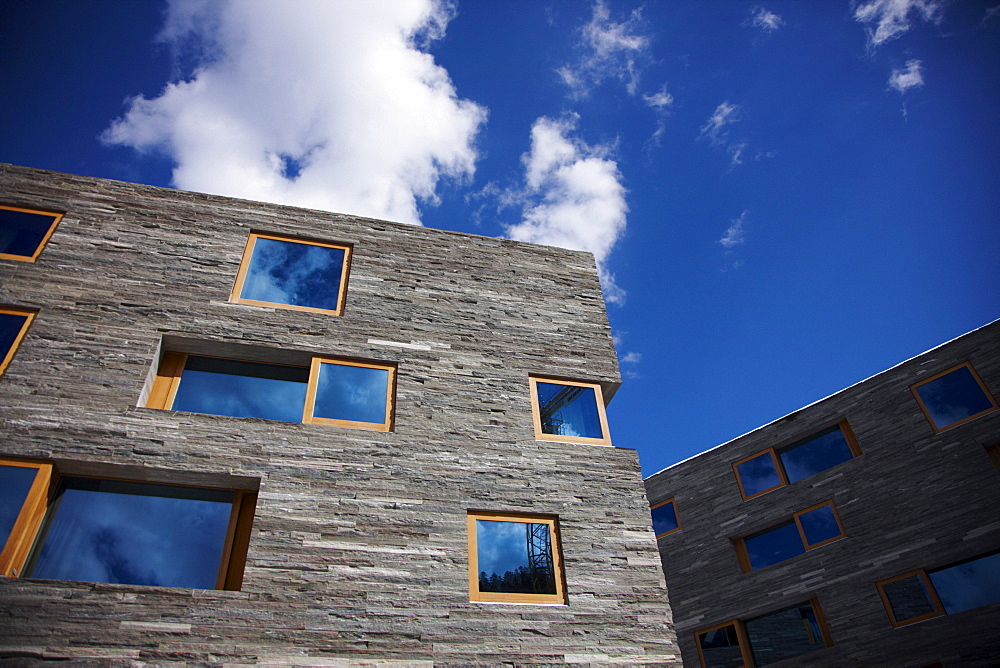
[505,115,628,304]
[889,59,925,92]
[719,210,748,249]
[102,0,486,225]
[700,102,741,144]
[854,0,945,47]
[620,352,642,364]
[745,7,785,33]
[558,0,650,98]
[643,86,674,110]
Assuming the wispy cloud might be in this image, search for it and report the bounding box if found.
[854,0,945,47]
[620,351,642,379]
[643,84,674,145]
[700,102,741,144]
[102,0,486,225]
[744,7,785,33]
[504,115,628,304]
[719,210,749,249]
[889,59,925,92]
[558,0,650,98]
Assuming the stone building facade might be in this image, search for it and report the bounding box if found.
[645,320,1000,667]
[0,164,678,665]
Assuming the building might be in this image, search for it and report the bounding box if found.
[0,163,678,665]
[645,320,1000,667]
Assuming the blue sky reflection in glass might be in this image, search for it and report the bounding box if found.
[0,206,60,260]
[172,356,308,422]
[735,451,783,499]
[28,478,233,589]
[651,500,679,537]
[535,381,604,440]
[779,425,855,484]
[913,364,996,430]
[0,464,38,546]
[745,522,804,570]
[236,234,348,314]
[0,311,31,368]
[476,519,556,595]
[312,361,390,426]
[929,552,1000,615]
[797,504,843,547]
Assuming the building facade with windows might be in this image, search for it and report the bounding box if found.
[0,163,678,665]
[645,320,1000,667]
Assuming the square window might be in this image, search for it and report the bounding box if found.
[231,233,351,315]
[528,377,611,446]
[304,357,396,431]
[467,511,565,604]
[877,570,944,627]
[744,599,833,666]
[794,502,845,549]
[695,621,750,668]
[736,501,845,572]
[0,308,37,376]
[911,362,997,432]
[733,450,786,500]
[0,204,63,262]
[650,498,681,537]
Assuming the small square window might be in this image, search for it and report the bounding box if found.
[911,362,997,432]
[303,357,396,431]
[736,501,845,572]
[733,449,786,500]
[650,498,681,537]
[0,308,37,377]
[231,233,351,315]
[0,205,63,262]
[877,570,944,627]
[467,511,565,605]
[695,621,750,668]
[528,377,611,446]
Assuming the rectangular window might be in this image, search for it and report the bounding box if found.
[148,351,396,432]
[736,501,845,572]
[0,459,256,590]
[911,362,998,432]
[467,511,565,605]
[231,233,351,315]
[733,421,861,500]
[529,376,611,446]
[650,498,681,537]
[0,308,37,376]
[0,204,63,262]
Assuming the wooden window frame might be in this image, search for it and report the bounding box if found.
[528,376,612,446]
[732,448,787,501]
[694,619,753,668]
[230,232,352,316]
[876,569,945,628]
[650,497,682,537]
[0,458,53,577]
[0,205,63,262]
[910,362,998,433]
[735,500,845,573]
[467,511,566,605]
[794,500,846,550]
[0,307,37,376]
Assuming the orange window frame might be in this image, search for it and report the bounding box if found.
[734,500,845,573]
[910,362,998,433]
[694,619,752,668]
[0,308,37,376]
[528,376,612,446]
[0,205,63,262]
[650,497,682,537]
[0,458,53,578]
[876,569,945,628]
[732,448,787,501]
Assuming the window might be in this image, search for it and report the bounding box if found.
[650,498,681,537]
[733,421,861,500]
[878,552,1000,627]
[0,204,63,262]
[695,621,749,668]
[735,501,845,572]
[529,377,611,446]
[0,458,256,590]
[148,351,396,431]
[910,362,997,432]
[231,233,351,315]
[0,308,36,376]
[467,511,565,604]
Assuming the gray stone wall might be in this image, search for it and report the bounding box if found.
[645,320,1000,667]
[0,164,678,665]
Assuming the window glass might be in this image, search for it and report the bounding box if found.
[651,499,679,537]
[745,602,824,666]
[797,503,842,547]
[172,355,308,422]
[313,361,389,425]
[0,205,62,261]
[913,364,996,430]
[235,234,349,314]
[882,573,938,624]
[928,552,1000,615]
[475,519,557,596]
[744,522,804,570]
[0,309,34,375]
[735,451,782,498]
[779,425,855,483]
[534,381,604,440]
[697,624,744,668]
[26,477,235,589]
[0,464,38,544]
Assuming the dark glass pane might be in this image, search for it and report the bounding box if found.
[797,504,842,547]
[0,312,30,361]
[0,464,38,545]
[240,236,346,311]
[699,624,744,668]
[929,552,1000,615]
[535,382,604,439]
[745,522,805,570]
[779,426,854,483]
[915,366,995,429]
[28,478,234,589]
[746,603,824,666]
[313,363,389,424]
[883,574,937,623]
[651,501,679,536]
[0,208,57,257]
[172,356,308,422]
[735,452,782,497]
[476,520,556,595]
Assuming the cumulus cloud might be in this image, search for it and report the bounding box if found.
[889,59,925,92]
[558,0,650,97]
[504,115,628,304]
[102,0,486,225]
[745,7,785,33]
[719,210,749,249]
[854,0,945,47]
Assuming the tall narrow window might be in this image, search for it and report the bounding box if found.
[467,511,565,604]
[736,501,846,572]
[650,498,681,537]
[0,205,63,262]
[0,308,37,376]
[231,233,351,315]
[0,459,52,577]
[529,377,611,446]
[911,362,997,432]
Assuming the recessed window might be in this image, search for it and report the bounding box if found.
[467,511,565,605]
[231,233,351,315]
[148,351,396,432]
[695,621,748,668]
[736,501,845,572]
[733,421,862,501]
[911,362,997,432]
[0,308,37,377]
[650,498,681,537]
[528,377,611,446]
[0,204,63,262]
[0,459,256,590]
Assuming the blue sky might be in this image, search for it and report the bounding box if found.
[2,0,998,476]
